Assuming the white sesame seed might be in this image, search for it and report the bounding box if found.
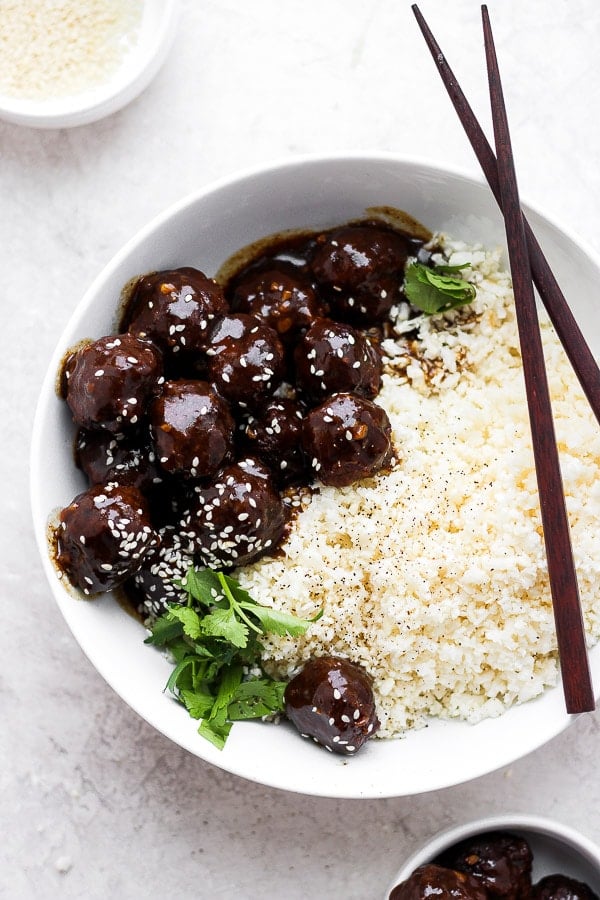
[333,689,341,700]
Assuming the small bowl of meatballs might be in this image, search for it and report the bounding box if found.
[386,815,600,899]
[30,153,600,798]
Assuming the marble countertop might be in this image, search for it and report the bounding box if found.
[4,1,600,897]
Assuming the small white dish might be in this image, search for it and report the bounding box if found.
[385,814,600,898]
[0,0,180,128]
[30,154,600,798]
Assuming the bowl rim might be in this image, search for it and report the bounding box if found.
[30,151,600,798]
[0,0,181,128]
[385,813,600,897]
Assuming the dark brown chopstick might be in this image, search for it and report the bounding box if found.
[412,4,600,429]
[412,4,594,713]
[482,6,593,713]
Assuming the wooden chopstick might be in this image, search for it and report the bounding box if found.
[413,4,594,713]
[483,6,593,713]
[411,4,600,429]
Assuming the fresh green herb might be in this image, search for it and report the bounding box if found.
[145,567,317,750]
[404,260,476,315]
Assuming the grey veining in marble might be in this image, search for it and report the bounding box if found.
[3,1,600,897]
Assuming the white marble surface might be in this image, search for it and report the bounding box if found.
[4,1,600,897]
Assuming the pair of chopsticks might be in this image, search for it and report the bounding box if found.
[412,5,596,714]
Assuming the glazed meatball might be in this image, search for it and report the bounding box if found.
[64,334,163,433]
[126,267,228,356]
[284,656,380,754]
[230,262,325,342]
[76,427,162,492]
[302,392,392,487]
[131,525,194,619]
[328,270,403,326]
[294,318,382,402]
[150,380,234,480]
[242,398,308,485]
[310,224,409,291]
[532,875,599,900]
[206,314,286,410]
[390,865,489,900]
[56,482,159,594]
[182,456,287,567]
[438,832,533,900]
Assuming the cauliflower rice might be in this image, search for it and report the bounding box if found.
[236,237,600,739]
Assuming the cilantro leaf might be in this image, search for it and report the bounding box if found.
[404,261,476,314]
[227,678,286,720]
[198,717,232,750]
[201,607,249,648]
[144,615,184,646]
[147,566,318,750]
[167,606,203,640]
[179,688,215,720]
[244,603,314,638]
[179,567,225,605]
[209,663,244,718]
[165,656,198,693]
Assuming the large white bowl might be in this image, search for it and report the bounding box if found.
[30,154,600,798]
[385,814,600,898]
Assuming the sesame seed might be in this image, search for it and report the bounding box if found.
[333,689,341,700]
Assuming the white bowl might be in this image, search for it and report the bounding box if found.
[30,153,600,798]
[0,1,180,128]
[385,814,600,898]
